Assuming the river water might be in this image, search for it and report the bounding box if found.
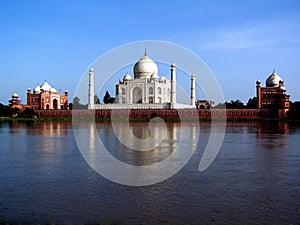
[0,120,299,224]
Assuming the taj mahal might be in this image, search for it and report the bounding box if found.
[88,52,196,109]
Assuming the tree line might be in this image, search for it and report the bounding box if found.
[71,91,115,109]
[214,97,258,109]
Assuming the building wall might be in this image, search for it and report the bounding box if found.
[27,92,68,110]
[116,79,171,104]
[35,108,285,119]
[256,84,290,109]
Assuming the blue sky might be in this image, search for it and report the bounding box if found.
[0,0,299,104]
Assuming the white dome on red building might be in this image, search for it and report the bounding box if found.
[266,70,283,87]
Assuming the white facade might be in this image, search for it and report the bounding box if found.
[88,53,196,109]
[115,54,172,105]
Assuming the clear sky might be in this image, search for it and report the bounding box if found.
[0,0,299,104]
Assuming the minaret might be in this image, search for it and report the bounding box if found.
[88,67,95,109]
[256,79,261,109]
[191,73,196,107]
[170,63,176,108]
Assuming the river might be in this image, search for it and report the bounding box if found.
[0,120,299,224]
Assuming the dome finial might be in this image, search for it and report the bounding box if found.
[144,48,147,56]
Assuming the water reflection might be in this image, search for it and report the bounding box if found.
[7,120,69,136]
[256,122,289,150]
[74,120,199,186]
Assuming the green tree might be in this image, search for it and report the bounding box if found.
[246,97,258,109]
[19,108,35,118]
[94,94,100,104]
[103,91,115,104]
[0,103,13,117]
[213,102,226,109]
[72,96,88,110]
[225,100,245,109]
[73,96,81,105]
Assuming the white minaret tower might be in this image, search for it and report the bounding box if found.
[170,62,176,108]
[88,67,95,109]
[191,73,196,107]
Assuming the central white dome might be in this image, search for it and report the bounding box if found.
[133,55,158,79]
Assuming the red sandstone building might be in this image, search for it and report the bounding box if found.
[9,93,28,110]
[26,81,69,110]
[9,81,69,110]
[256,70,290,109]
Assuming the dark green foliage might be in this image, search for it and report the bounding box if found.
[94,94,100,104]
[289,101,300,121]
[0,103,12,117]
[73,96,81,105]
[72,96,87,110]
[247,97,258,109]
[103,91,115,104]
[226,100,245,109]
[18,107,36,118]
[214,100,246,109]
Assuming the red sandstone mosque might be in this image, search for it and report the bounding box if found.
[256,70,290,109]
[9,81,69,110]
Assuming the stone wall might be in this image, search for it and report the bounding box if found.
[35,108,281,120]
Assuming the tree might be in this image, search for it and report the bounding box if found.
[94,94,100,104]
[103,91,115,104]
[72,96,87,110]
[0,103,13,117]
[226,100,245,109]
[19,108,35,118]
[73,96,81,105]
[213,102,226,109]
[246,97,258,109]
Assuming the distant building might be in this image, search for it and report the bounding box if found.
[256,70,290,109]
[88,52,196,109]
[196,100,215,109]
[9,93,27,110]
[26,81,69,110]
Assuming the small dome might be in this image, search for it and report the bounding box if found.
[278,85,286,91]
[151,73,159,80]
[12,93,18,98]
[123,73,132,81]
[133,54,158,79]
[51,87,57,92]
[40,81,52,91]
[34,85,41,94]
[159,75,166,82]
[266,70,283,87]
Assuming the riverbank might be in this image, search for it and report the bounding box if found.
[0,116,291,122]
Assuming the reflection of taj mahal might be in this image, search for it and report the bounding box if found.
[88,52,196,109]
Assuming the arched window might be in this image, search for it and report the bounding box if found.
[132,87,142,103]
[122,88,126,95]
[46,104,50,110]
[158,87,162,94]
[149,97,153,103]
[149,87,153,94]
[53,99,58,110]
[158,97,162,103]
[122,97,125,103]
